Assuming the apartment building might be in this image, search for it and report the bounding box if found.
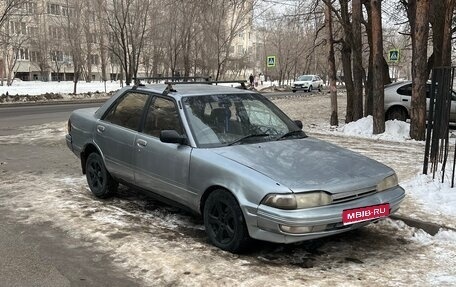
[1,0,258,83]
[1,0,109,83]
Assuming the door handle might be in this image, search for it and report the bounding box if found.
[137,139,147,147]
[96,125,105,133]
[402,99,409,102]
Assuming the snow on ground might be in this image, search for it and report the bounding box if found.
[1,91,456,285]
[337,116,412,142]
[0,80,122,96]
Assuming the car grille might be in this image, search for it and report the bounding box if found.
[331,187,377,204]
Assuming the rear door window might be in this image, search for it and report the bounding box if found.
[103,92,149,130]
[397,84,412,96]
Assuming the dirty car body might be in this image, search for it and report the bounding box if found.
[66,83,405,253]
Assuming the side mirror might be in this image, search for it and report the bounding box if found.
[294,120,303,129]
[160,130,186,145]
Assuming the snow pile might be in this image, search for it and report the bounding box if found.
[402,172,456,217]
[338,115,412,142]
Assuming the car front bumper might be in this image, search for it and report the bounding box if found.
[245,186,405,244]
[292,85,310,91]
[66,134,73,152]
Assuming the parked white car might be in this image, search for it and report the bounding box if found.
[384,81,456,121]
[292,75,324,93]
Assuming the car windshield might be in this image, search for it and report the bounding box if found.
[297,75,313,81]
[182,93,306,147]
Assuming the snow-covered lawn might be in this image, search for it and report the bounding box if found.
[0,80,123,95]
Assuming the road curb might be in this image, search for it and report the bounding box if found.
[0,98,109,108]
[390,214,456,235]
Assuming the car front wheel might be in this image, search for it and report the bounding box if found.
[203,190,250,253]
[85,153,117,198]
[308,85,312,92]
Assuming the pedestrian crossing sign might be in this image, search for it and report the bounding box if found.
[267,56,276,67]
[388,49,400,63]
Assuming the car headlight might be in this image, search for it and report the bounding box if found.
[377,174,398,192]
[261,191,332,210]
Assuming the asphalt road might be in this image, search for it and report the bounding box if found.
[0,102,103,135]
[0,100,142,286]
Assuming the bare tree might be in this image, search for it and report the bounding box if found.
[324,0,338,126]
[0,0,28,28]
[371,0,384,134]
[105,0,152,85]
[410,0,430,140]
[351,0,363,120]
[64,0,85,94]
[201,0,256,80]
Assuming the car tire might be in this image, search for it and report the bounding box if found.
[292,90,296,93]
[203,190,250,253]
[308,85,312,92]
[386,106,408,121]
[318,85,322,92]
[85,152,117,198]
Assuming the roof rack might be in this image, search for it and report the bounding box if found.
[162,80,248,94]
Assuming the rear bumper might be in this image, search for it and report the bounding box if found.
[245,186,405,243]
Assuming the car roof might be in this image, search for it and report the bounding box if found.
[134,83,257,100]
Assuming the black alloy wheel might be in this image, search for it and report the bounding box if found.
[203,190,250,253]
[85,153,117,198]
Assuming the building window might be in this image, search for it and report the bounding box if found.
[51,51,64,62]
[88,33,98,44]
[61,6,74,17]
[27,26,38,36]
[26,3,37,14]
[10,21,27,35]
[48,3,61,15]
[30,51,40,62]
[49,27,62,39]
[16,48,29,61]
[90,54,100,65]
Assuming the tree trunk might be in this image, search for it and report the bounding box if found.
[325,1,338,127]
[364,1,374,116]
[410,0,430,140]
[371,0,384,134]
[341,41,354,123]
[339,0,354,123]
[352,0,364,120]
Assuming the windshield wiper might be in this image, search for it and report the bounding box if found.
[228,133,269,146]
[276,130,305,141]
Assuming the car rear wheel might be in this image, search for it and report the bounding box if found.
[386,106,408,121]
[203,190,250,253]
[85,153,117,198]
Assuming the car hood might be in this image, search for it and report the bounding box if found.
[211,137,394,194]
[294,80,311,85]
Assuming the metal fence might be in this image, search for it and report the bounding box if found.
[423,66,456,186]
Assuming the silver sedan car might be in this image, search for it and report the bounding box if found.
[66,83,405,253]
